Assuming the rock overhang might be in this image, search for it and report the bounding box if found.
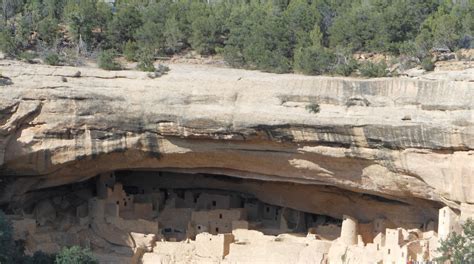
[0,60,473,211]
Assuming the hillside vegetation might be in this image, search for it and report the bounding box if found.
[0,0,472,75]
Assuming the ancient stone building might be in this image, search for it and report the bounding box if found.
[3,166,473,263]
[340,215,358,245]
[438,206,462,240]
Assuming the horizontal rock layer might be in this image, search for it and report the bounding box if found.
[0,61,473,214]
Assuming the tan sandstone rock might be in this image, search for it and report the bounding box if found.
[0,60,473,228]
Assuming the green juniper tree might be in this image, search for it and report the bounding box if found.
[0,0,472,76]
[437,219,474,264]
[107,3,142,50]
[0,25,17,56]
[163,16,184,54]
[98,49,121,70]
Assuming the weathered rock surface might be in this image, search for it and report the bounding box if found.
[0,60,473,222]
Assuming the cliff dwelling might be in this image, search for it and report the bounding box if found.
[2,169,464,263]
[0,59,473,263]
[1,0,474,262]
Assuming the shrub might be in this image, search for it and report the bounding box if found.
[223,45,245,68]
[44,52,61,66]
[55,246,98,264]
[163,16,184,54]
[136,48,156,72]
[437,218,474,264]
[396,55,419,72]
[123,41,138,62]
[333,59,358,76]
[37,17,59,47]
[18,51,38,63]
[294,47,336,75]
[305,103,320,114]
[421,57,435,71]
[190,15,218,55]
[60,47,84,67]
[106,4,142,50]
[359,61,388,78]
[98,50,121,70]
[0,29,17,57]
[333,64,356,77]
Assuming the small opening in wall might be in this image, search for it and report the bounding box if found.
[216,227,219,233]
[219,214,222,219]
[116,201,119,205]
[212,201,217,207]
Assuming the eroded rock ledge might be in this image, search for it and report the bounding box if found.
[0,60,473,212]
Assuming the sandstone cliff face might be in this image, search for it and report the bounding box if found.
[0,60,473,223]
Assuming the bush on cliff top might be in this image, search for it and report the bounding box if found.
[98,50,122,71]
[359,61,388,78]
[1,0,472,76]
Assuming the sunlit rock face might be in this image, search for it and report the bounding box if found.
[0,60,473,223]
